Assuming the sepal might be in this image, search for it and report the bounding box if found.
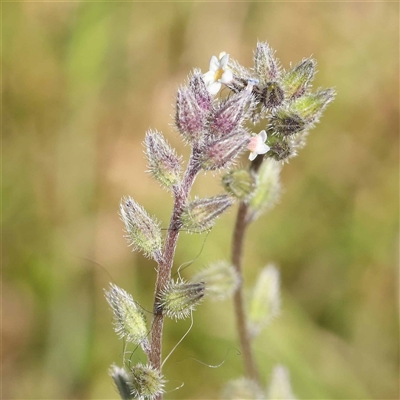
[120,197,163,261]
[180,195,233,233]
[104,284,149,353]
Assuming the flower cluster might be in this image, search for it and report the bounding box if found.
[106,41,334,400]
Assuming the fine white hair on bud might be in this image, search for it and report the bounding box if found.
[175,85,206,144]
[120,196,163,261]
[199,130,251,171]
[193,261,239,301]
[248,264,281,337]
[104,283,150,353]
[109,364,134,400]
[222,377,265,400]
[130,363,165,400]
[157,279,205,320]
[266,365,297,400]
[281,57,317,101]
[248,158,282,222]
[180,195,233,233]
[209,89,254,137]
[254,41,281,84]
[144,129,182,190]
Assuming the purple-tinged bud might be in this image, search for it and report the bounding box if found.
[120,197,162,261]
[199,130,251,171]
[222,169,256,201]
[104,284,150,353]
[282,57,317,100]
[175,86,205,144]
[209,89,253,137]
[189,69,213,114]
[261,81,285,109]
[254,41,281,83]
[157,279,205,320]
[180,195,233,233]
[109,365,134,400]
[130,364,165,400]
[144,130,181,190]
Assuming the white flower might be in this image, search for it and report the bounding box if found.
[203,52,233,95]
[248,130,270,161]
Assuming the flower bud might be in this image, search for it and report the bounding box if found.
[222,378,265,400]
[282,57,316,100]
[248,265,281,337]
[199,130,250,171]
[254,41,281,82]
[144,130,181,190]
[193,261,239,300]
[157,280,205,320]
[290,88,336,125]
[209,89,253,137]
[249,158,282,221]
[267,365,296,400]
[180,195,233,233]
[104,284,149,353]
[130,364,165,400]
[109,365,134,400]
[189,69,213,114]
[175,86,205,144]
[267,136,293,161]
[120,197,162,261]
[222,169,256,201]
[269,109,306,137]
[261,81,285,109]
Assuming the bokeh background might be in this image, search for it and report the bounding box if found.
[3,2,399,399]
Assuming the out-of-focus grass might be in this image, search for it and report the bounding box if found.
[3,2,398,399]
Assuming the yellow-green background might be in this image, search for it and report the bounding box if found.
[3,2,398,399]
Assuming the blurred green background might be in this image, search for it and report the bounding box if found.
[3,2,398,399]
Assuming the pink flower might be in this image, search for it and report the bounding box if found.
[248,130,270,161]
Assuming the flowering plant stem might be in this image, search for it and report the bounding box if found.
[149,152,200,383]
[231,156,264,383]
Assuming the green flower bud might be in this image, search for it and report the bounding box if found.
[267,365,297,400]
[281,57,316,100]
[290,88,336,125]
[270,109,306,137]
[222,169,256,201]
[120,197,162,261]
[157,279,205,320]
[222,378,265,400]
[193,261,239,300]
[104,284,149,353]
[180,195,233,233]
[249,159,282,221]
[144,130,181,190]
[266,136,294,161]
[248,265,281,337]
[130,364,165,400]
[109,365,134,400]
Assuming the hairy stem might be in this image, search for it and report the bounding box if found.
[149,151,200,396]
[231,155,264,383]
